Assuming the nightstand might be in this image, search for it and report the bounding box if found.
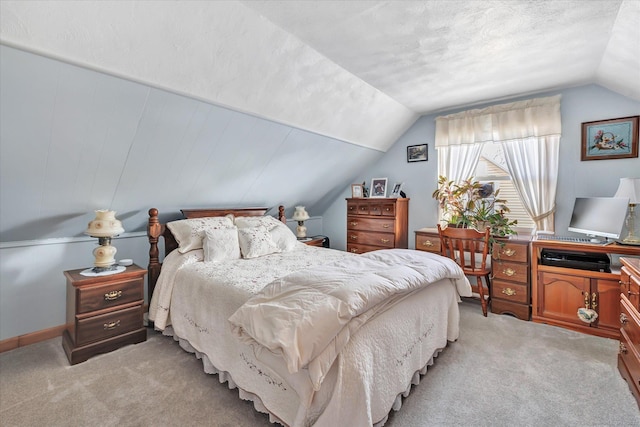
[301,236,328,247]
[62,264,147,365]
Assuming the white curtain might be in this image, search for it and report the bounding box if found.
[435,95,561,231]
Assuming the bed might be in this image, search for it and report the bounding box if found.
[147,206,472,426]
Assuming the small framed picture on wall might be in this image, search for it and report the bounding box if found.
[407,144,428,162]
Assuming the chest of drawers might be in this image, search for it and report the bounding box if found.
[62,264,147,364]
[491,237,531,320]
[346,198,408,254]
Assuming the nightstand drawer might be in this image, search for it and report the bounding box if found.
[492,261,528,284]
[347,216,395,232]
[76,305,143,346]
[493,242,528,263]
[76,277,144,314]
[492,280,528,304]
[415,233,441,253]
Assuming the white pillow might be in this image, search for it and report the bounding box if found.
[237,226,281,259]
[203,227,241,262]
[235,216,298,252]
[167,216,234,253]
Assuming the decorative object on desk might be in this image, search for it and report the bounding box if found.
[614,177,640,245]
[361,181,369,197]
[84,210,125,274]
[351,183,364,198]
[432,176,517,240]
[407,144,428,162]
[581,116,639,161]
[577,307,598,324]
[292,206,310,239]
[370,177,388,198]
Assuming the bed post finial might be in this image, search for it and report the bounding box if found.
[148,208,162,302]
[278,205,286,223]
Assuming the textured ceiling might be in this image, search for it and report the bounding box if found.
[1,0,639,151]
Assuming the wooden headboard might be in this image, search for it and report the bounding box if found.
[147,206,286,300]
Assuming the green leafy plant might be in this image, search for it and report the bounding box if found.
[432,175,517,239]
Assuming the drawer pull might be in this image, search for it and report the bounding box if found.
[502,248,516,257]
[382,224,390,228]
[422,240,434,247]
[591,292,597,311]
[350,249,359,253]
[620,342,628,355]
[620,313,628,325]
[103,320,121,330]
[385,208,391,211]
[380,238,390,244]
[350,221,358,226]
[503,268,516,277]
[501,287,517,296]
[350,235,358,240]
[104,290,123,301]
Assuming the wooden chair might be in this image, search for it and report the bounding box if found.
[437,224,492,316]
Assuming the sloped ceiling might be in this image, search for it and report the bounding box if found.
[2,0,639,150]
[1,1,639,242]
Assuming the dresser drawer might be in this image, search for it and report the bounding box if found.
[492,260,528,284]
[347,231,395,248]
[415,233,441,253]
[76,305,143,346]
[347,243,381,254]
[493,242,528,263]
[491,298,530,320]
[492,280,528,304]
[621,295,640,353]
[347,216,395,232]
[620,327,640,390]
[76,277,143,314]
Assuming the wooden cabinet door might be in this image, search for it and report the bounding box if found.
[595,278,621,333]
[538,271,589,326]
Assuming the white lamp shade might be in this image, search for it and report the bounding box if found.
[614,178,640,204]
[85,210,124,237]
[292,206,310,221]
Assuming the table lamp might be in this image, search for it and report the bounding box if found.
[292,206,310,239]
[614,177,640,244]
[85,210,125,272]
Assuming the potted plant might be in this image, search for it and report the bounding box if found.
[432,176,517,239]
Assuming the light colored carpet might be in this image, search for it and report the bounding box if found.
[1,301,638,426]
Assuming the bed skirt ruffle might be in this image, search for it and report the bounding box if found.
[160,326,446,427]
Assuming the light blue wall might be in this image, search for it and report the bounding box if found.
[323,85,640,250]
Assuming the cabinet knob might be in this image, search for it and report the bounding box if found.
[502,287,517,296]
[620,313,628,325]
[503,268,516,277]
[620,342,628,355]
[104,290,123,301]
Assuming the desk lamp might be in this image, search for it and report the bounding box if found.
[614,178,640,245]
[85,210,125,272]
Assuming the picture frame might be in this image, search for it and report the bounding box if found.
[351,183,364,198]
[581,116,639,161]
[407,144,428,162]
[370,177,388,198]
[390,182,404,198]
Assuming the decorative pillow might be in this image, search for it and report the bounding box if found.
[167,216,234,253]
[237,226,281,259]
[203,227,241,262]
[235,216,298,252]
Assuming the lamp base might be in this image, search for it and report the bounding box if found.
[616,238,640,246]
[80,265,126,277]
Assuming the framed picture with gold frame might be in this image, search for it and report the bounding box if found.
[581,116,639,161]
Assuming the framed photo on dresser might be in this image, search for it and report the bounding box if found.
[351,183,364,198]
[370,178,388,198]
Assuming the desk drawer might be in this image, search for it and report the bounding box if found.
[493,242,528,263]
[76,277,143,314]
[492,280,528,304]
[76,305,143,346]
[347,231,395,248]
[492,260,528,284]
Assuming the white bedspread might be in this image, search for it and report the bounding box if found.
[148,245,472,426]
[229,249,470,389]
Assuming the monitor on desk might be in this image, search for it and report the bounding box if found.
[567,197,629,242]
